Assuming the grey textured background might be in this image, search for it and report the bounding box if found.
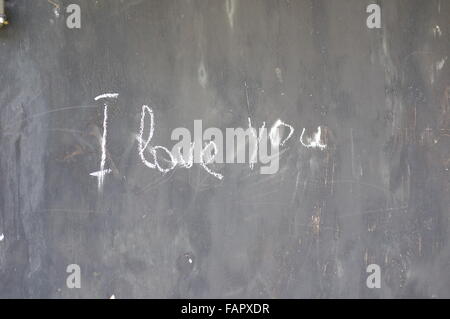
[0,0,449,298]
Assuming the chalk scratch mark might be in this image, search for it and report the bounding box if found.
[226,0,236,29]
[3,105,97,133]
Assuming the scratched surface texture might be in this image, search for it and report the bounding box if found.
[0,0,449,298]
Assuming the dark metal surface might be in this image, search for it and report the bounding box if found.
[0,0,449,298]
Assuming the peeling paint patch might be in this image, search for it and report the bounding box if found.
[275,67,283,83]
[437,57,446,71]
[198,62,208,88]
[433,25,442,38]
[53,7,60,18]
